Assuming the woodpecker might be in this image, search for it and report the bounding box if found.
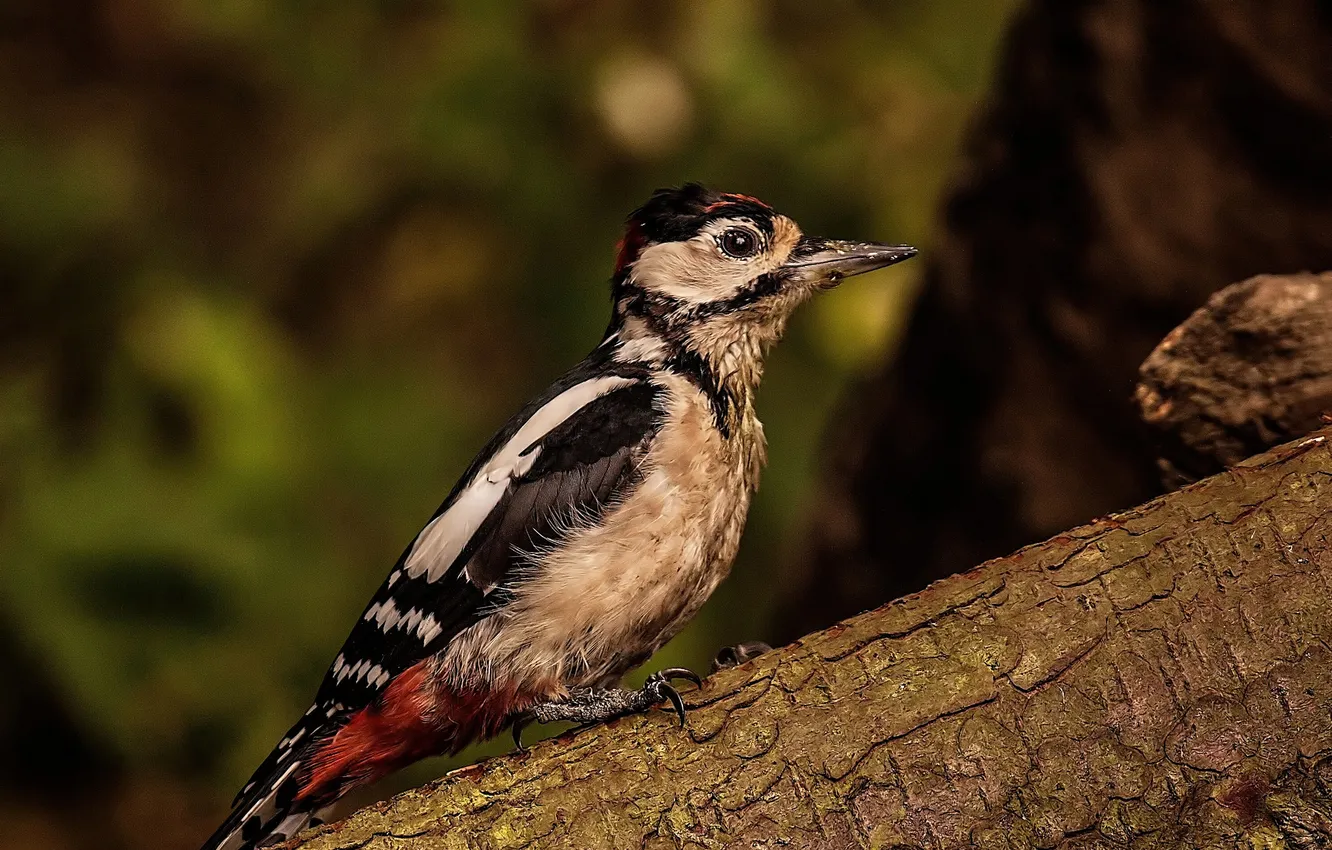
[201,184,915,849]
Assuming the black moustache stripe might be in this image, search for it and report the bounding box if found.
[663,348,733,438]
[610,273,789,437]
[694,272,785,318]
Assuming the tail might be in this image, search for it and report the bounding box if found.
[200,717,334,850]
[200,663,514,849]
[200,667,450,850]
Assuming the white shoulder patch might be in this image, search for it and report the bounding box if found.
[404,374,639,584]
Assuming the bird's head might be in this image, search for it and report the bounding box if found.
[606,184,915,381]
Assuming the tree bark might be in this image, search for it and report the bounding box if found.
[290,428,1332,850]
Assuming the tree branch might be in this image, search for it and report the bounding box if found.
[290,429,1332,849]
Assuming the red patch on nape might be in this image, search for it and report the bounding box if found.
[703,192,771,213]
[297,662,533,805]
[614,220,648,276]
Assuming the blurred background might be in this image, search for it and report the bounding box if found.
[2,1,1330,848]
[0,1,1018,846]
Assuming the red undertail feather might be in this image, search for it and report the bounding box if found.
[297,661,530,805]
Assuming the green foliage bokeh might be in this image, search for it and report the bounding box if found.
[0,0,1019,806]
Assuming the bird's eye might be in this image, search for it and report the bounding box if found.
[718,228,760,259]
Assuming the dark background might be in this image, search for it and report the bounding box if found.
[2,1,1329,848]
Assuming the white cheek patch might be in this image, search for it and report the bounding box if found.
[629,216,804,305]
[404,375,640,584]
[631,237,755,303]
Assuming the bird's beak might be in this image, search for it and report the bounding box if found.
[782,238,917,288]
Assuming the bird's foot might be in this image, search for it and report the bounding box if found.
[535,667,702,726]
[711,640,772,672]
[513,667,702,750]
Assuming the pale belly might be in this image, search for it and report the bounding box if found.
[443,378,760,698]
[442,462,751,695]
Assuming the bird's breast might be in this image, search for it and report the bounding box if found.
[449,370,764,695]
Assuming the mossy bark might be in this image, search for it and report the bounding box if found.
[290,430,1332,850]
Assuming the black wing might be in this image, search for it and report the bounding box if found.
[232,362,661,805]
[324,378,663,710]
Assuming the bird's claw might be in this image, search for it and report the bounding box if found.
[511,713,533,752]
[654,680,688,726]
[651,666,703,688]
[644,667,702,726]
[711,640,772,672]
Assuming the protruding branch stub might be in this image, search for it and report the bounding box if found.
[1135,271,1332,488]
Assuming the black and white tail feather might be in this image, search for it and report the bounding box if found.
[201,712,334,850]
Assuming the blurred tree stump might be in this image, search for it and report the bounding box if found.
[778,0,1332,641]
[290,430,1332,850]
[1136,271,1332,488]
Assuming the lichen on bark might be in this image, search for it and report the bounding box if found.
[291,430,1332,850]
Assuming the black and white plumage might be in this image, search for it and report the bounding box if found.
[200,184,915,850]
